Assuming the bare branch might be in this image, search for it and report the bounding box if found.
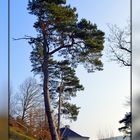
[110,46,130,66]
[119,44,131,53]
[107,23,131,67]
[13,35,37,41]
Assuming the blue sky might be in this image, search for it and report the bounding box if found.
[0,0,130,139]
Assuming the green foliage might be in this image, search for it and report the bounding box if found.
[61,103,80,121]
[28,0,104,72]
[30,54,83,121]
[49,59,84,121]
[118,112,131,138]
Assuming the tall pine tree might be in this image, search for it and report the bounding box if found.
[27,0,105,139]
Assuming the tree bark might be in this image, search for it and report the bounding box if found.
[57,84,62,136]
[21,109,25,121]
[42,33,60,140]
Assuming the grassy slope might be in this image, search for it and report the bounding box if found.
[10,127,36,140]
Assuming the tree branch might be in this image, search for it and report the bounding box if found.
[49,44,72,55]
[110,47,131,66]
[119,44,131,53]
[13,35,36,41]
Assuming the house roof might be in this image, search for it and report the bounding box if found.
[60,126,89,139]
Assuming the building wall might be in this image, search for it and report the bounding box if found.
[100,136,130,140]
[66,137,89,140]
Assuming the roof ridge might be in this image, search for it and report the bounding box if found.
[60,127,82,138]
[61,127,67,139]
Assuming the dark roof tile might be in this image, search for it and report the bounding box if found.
[60,127,82,138]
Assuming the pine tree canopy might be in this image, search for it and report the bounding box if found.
[119,112,131,138]
[28,0,105,73]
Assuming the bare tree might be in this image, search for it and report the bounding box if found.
[97,129,117,140]
[107,23,131,66]
[16,77,42,122]
[9,87,17,117]
[97,129,105,140]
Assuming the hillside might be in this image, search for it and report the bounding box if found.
[10,127,36,140]
[9,116,51,140]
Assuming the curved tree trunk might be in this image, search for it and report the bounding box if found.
[42,33,60,140]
